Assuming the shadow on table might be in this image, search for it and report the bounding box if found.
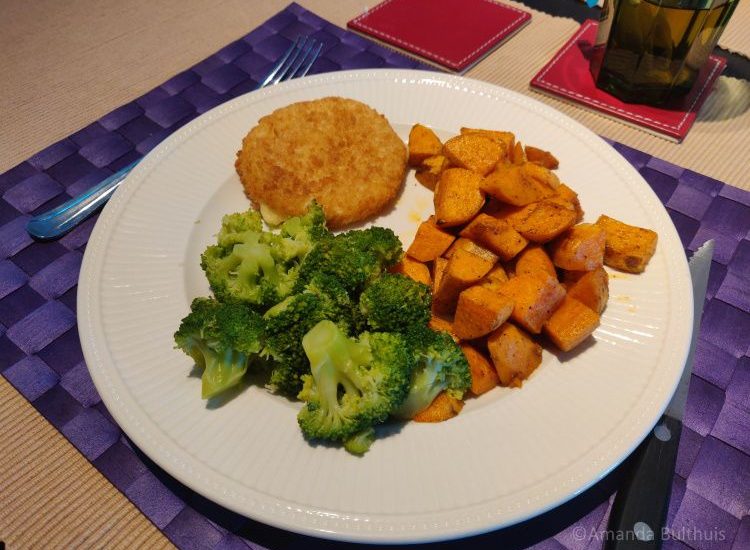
[128,437,639,550]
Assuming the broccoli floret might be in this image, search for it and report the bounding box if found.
[280,202,330,245]
[217,209,263,246]
[201,204,329,309]
[295,227,403,295]
[174,298,265,399]
[344,428,376,456]
[343,226,403,267]
[297,321,413,453]
[392,326,471,420]
[303,273,354,326]
[359,273,431,332]
[262,276,354,395]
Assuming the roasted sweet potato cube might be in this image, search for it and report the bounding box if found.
[566,267,609,314]
[408,124,442,166]
[487,323,542,386]
[484,200,530,228]
[521,162,560,190]
[412,391,464,422]
[460,127,514,153]
[595,215,658,273]
[549,223,606,271]
[434,168,485,227]
[433,247,496,313]
[478,264,509,291]
[481,164,557,206]
[525,145,559,169]
[443,237,499,264]
[498,274,566,334]
[461,343,499,396]
[415,155,450,190]
[443,134,504,176]
[454,285,514,340]
[407,217,456,262]
[555,184,584,222]
[481,165,527,206]
[443,237,468,259]
[514,199,577,243]
[511,141,526,165]
[515,245,557,280]
[389,256,432,286]
[429,313,458,342]
[459,214,528,261]
[432,257,449,295]
[544,296,600,352]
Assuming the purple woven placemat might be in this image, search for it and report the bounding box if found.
[1,3,748,549]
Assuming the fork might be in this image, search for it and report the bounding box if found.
[26,36,323,240]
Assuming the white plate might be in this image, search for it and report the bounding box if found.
[79,69,692,543]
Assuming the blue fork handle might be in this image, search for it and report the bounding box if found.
[26,160,140,240]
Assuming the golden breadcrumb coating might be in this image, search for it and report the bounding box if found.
[235,97,407,229]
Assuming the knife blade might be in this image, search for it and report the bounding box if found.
[604,240,714,550]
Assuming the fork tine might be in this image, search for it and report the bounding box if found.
[255,38,299,90]
[286,39,317,81]
[297,41,323,79]
[272,36,308,85]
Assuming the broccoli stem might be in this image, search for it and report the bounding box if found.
[391,364,442,419]
[302,320,372,406]
[344,428,376,455]
[197,341,249,399]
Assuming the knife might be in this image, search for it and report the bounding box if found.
[604,240,714,550]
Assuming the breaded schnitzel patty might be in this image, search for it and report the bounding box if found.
[235,97,407,229]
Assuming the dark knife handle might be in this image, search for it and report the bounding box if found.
[604,415,682,550]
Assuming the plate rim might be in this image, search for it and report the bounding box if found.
[78,68,693,543]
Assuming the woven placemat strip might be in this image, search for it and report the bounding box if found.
[1,4,748,549]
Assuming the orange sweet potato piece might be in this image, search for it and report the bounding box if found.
[513,199,577,243]
[549,223,606,271]
[460,127,514,153]
[461,343,499,396]
[525,145,559,169]
[408,124,442,166]
[459,213,528,261]
[389,256,432,286]
[498,274,566,334]
[432,257,449,295]
[407,217,456,262]
[595,215,658,273]
[443,238,499,264]
[515,245,557,280]
[565,267,609,314]
[543,295,600,352]
[481,164,558,206]
[412,391,464,422]
[434,168,485,227]
[487,323,542,387]
[478,264,509,291]
[521,162,560,190]
[484,200,530,228]
[429,313,458,342]
[454,285,514,340]
[511,141,527,165]
[433,246,496,313]
[555,184,584,222]
[443,134,504,176]
[415,155,450,190]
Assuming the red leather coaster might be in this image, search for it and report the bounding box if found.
[530,20,726,142]
[347,0,531,73]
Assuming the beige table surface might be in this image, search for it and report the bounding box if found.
[1,1,748,548]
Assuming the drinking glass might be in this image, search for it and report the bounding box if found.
[590,0,739,105]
